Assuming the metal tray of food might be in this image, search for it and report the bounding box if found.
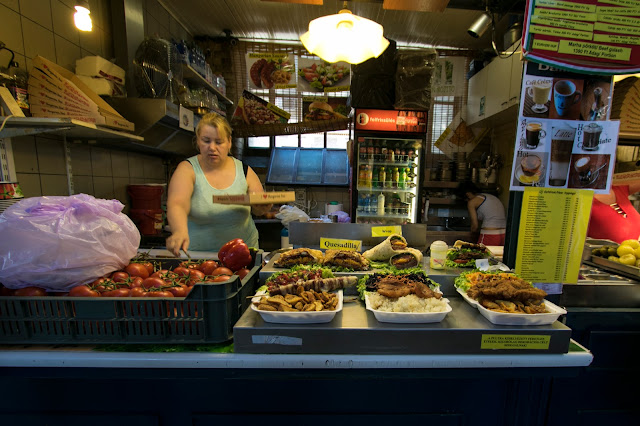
[589,255,640,280]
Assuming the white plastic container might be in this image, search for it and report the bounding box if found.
[429,240,448,269]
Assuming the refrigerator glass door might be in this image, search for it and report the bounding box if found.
[355,136,421,225]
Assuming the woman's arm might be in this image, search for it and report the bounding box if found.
[165,161,195,256]
[246,166,272,216]
[467,196,482,233]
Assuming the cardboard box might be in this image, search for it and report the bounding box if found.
[212,191,295,205]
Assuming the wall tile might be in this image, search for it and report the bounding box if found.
[69,143,93,175]
[19,0,52,30]
[142,156,165,180]
[72,173,94,195]
[35,136,67,174]
[22,17,55,60]
[54,34,82,71]
[145,11,160,38]
[0,5,25,55]
[40,173,69,195]
[128,153,146,179]
[51,0,79,44]
[113,176,129,207]
[90,146,112,176]
[145,0,169,29]
[16,172,42,196]
[79,24,101,56]
[111,150,129,177]
[0,0,20,12]
[11,136,38,173]
[92,176,114,199]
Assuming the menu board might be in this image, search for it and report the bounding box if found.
[515,187,593,284]
[522,0,640,74]
[297,58,351,93]
[509,61,619,194]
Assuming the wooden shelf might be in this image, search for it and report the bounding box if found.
[181,63,233,106]
[232,118,350,138]
[0,117,143,141]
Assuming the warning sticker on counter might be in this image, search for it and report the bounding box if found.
[481,334,551,350]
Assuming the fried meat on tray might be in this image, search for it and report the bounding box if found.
[466,273,548,314]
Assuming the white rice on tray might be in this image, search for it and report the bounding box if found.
[367,292,448,313]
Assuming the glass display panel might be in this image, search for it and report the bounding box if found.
[295,149,323,183]
[267,148,297,183]
[324,150,349,185]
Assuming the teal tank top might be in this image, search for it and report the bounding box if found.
[186,156,259,251]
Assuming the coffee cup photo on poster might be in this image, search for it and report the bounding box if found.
[522,77,553,118]
[580,79,612,121]
[548,125,576,187]
[578,122,603,151]
[521,120,546,150]
[567,153,610,190]
[513,151,548,187]
[550,78,583,120]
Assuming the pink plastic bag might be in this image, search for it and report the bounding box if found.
[0,194,140,291]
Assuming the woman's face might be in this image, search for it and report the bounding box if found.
[197,125,231,165]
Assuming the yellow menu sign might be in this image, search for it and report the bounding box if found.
[515,188,593,284]
[320,238,362,252]
[371,226,402,237]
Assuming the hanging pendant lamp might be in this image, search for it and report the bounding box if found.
[300,3,389,64]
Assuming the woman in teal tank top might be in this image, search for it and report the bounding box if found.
[165,114,272,256]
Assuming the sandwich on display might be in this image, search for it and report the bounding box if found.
[445,240,491,268]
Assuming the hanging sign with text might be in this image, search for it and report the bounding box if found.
[522,0,640,74]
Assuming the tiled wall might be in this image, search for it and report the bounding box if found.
[1,0,192,209]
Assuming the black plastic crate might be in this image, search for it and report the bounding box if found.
[0,250,262,344]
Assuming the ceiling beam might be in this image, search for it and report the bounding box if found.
[383,0,450,12]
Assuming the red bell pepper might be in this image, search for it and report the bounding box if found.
[218,238,244,264]
[222,240,252,272]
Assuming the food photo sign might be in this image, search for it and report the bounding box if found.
[246,53,296,90]
[297,58,351,93]
[301,96,348,122]
[522,0,640,74]
[509,61,619,194]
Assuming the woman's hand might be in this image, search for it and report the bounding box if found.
[251,203,273,217]
[166,232,190,257]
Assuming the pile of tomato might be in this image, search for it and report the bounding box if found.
[0,259,252,298]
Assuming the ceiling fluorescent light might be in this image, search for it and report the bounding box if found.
[300,4,389,64]
[74,3,93,32]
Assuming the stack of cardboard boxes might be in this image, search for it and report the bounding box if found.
[27,55,134,132]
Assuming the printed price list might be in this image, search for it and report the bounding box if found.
[515,188,593,283]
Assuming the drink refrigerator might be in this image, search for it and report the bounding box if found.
[351,108,427,224]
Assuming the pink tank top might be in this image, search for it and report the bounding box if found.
[588,185,640,244]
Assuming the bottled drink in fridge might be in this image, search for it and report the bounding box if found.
[370,194,378,215]
[359,141,367,160]
[365,165,373,188]
[379,167,386,189]
[377,193,385,216]
[358,165,366,186]
[392,167,399,188]
[398,168,407,189]
[372,166,379,188]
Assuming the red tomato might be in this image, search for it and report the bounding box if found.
[143,290,174,297]
[179,260,201,269]
[68,285,101,297]
[186,269,205,286]
[102,288,131,297]
[211,266,233,276]
[234,268,251,280]
[198,260,219,275]
[129,287,146,297]
[125,263,150,279]
[140,261,154,275]
[111,271,130,283]
[166,284,188,297]
[172,266,191,277]
[212,275,231,282]
[0,286,15,296]
[152,270,179,282]
[141,277,167,289]
[14,286,48,297]
[127,276,144,288]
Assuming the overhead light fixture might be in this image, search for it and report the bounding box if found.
[300,2,389,64]
[74,2,92,32]
[467,1,492,39]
